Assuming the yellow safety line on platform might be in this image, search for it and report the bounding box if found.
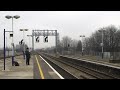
[35,55,45,79]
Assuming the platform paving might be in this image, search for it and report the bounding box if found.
[0,55,33,79]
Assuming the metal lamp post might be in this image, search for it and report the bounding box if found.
[4,29,14,70]
[27,35,32,48]
[20,29,28,59]
[98,29,105,59]
[80,35,85,56]
[5,15,20,66]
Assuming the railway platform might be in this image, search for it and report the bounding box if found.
[0,55,33,79]
[33,54,63,79]
[0,54,63,79]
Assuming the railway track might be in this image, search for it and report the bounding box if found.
[38,52,120,79]
[38,53,78,79]
[39,53,95,79]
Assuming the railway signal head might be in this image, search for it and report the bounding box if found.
[44,36,48,42]
[68,44,70,47]
[36,36,39,42]
[19,39,23,45]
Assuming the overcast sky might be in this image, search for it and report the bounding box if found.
[0,11,120,49]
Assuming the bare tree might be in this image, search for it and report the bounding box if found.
[61,36,72,51]
[76,40,82,52]
[70,39,78,54]
[83,25,120,59]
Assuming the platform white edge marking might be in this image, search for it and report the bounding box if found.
[39,55,64,79]
[61,55,120,69]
